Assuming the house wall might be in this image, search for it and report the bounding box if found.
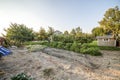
[97,38,116,47]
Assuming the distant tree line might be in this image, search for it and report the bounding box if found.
[2,23,93,46]
[2,6,120,46]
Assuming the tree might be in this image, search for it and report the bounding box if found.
[47,27,54,42]
[99,6,120,40]
[64,30,69,35]
[92,27,104,37]
[38,27,47,40]
[47,27,54,36]
[70,28,76,36]
[75,27,82,34]
[75,27,82,38]
[4,23,34,42]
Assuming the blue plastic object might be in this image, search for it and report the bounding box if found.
[0,46,12,56]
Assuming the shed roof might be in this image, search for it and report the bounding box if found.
[96,35,114,39]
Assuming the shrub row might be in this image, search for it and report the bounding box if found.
[25,41,102,56]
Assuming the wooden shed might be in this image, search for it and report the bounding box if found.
[96,35,116,47]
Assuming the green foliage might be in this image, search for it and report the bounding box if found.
[80,44,101,56]
[49,42,58,47]
[4,23,34,46]
[98,46,120,51]
[64,30,69,35]
[64,43,72,50]
[88,41,120,51]
[57,42,65,49]
[70,42,80,52]
[26,45,46,52]
[47,27,54,36]
[37,27,48,40]
[88,41,97,47]
[53,35,74,43]
[62,35,74,43]
[2,39,11,48]
[52,35,63,42]
[99,6,120,39]
[70,29,76,36]
[92,27,105,37]
[11,73,33,80]
[80,47,101,56]
[10,40,23,47]
[25,41,104,56]
[24,41,49,46]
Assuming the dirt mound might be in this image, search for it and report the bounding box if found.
[0,47,120,80]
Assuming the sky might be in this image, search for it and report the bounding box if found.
[0,0,120,36]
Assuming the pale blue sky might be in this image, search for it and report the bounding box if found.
[0,0,120,35]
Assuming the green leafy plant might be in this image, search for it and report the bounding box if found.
[11,73,33,80]
[64,43,72,50]
[70,42,80,52]
[4,23,34,47]
[49,42,58,48]
[57,42,65,49]
[80,44,101,56]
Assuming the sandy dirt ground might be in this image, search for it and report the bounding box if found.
[0,47,120,80]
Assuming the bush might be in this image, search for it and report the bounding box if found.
[64,43,72,50]
[49,42,58,48]
[10,40,23,47]
[70,42,80,52]
[57,42,65,49]
[11,73,33,80]
[5,23,34,43]
[80,44,101,56]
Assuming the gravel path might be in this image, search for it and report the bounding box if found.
[0,47,120,80]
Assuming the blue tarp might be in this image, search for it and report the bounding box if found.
[0,46,12,56]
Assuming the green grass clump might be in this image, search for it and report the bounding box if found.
[11,73,33,80]
[98,46,120,51]
[26,45,46,52]
[24,41,49,46]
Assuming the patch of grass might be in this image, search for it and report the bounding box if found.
[11,73,33,80]
[43,68,54,77]
[26,45,47,52]
[98,46,120,51]
[24,41,49,46]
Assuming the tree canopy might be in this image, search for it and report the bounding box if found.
[99,6,120,39]
[92,27,104,37]
[4,23,34,42]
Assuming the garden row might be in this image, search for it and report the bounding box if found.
[25,41,102,56]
